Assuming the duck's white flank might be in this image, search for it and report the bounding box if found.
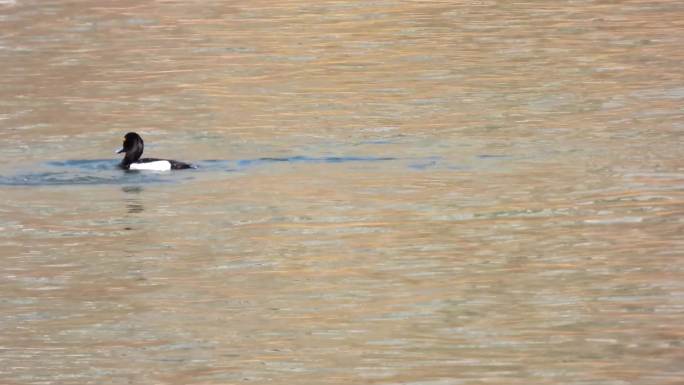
[129,161,172,171]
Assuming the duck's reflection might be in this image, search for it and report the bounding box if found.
[122,185,144,214]
[122,185,143,194]
[126,202,144,214]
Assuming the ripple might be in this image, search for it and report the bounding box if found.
[0,156,446,186]
[0,169,175,187]
[234,156,397,168]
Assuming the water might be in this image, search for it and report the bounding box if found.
[1,1,683,384]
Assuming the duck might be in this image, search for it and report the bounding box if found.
[116,132,194,170]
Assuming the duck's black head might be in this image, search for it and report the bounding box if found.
[117,132,144,167]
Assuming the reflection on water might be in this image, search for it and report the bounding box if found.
[123,186,144,214]
[1,1,683,384]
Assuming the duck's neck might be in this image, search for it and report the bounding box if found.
[120,149,142,168]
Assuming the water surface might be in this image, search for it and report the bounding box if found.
[1,1,683,384]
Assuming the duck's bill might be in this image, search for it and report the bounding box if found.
[116,147,125,154]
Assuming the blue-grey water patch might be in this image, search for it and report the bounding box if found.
[234,156,397,168]
[0,156,450,186]
[0,153,518,187]
[0,160,180,186]
[46,159,120,170]
[408,157,442,170]
[476,154,512,159]
[0,170,175,186]
[194,156,402,172]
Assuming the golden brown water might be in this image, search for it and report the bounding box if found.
[1,1,683,384]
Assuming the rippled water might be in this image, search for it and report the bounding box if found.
[1,1,683,384]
